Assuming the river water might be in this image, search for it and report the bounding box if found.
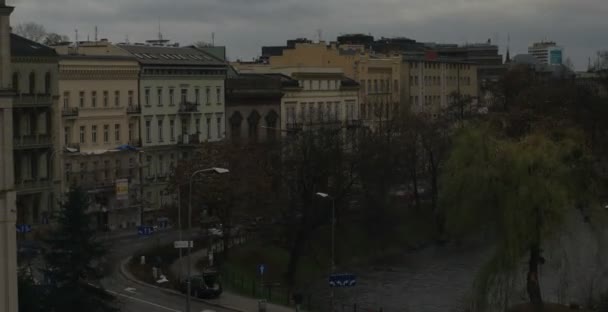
[317,216,608,312]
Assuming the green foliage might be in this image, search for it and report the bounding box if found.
[43,187,116,312]
[441,123,597,310]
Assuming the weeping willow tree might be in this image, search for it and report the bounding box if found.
[440,121,600,311]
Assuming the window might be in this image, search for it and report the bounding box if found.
[44,72,51,94]
[79,91,85,108]
[361,80,365,93]
[181,88,187,104]
[145,120,151,143]
[367,80,371,93]
[170,120,175,141]
[387,79,391,92]
[115,124,120,142]
[380,80,384,92]
[181,119,187,136]
[374,80,378,93]
[103,125,109,143]
[158,119,164,142]
[114,90,120,106]
[29,72,36,94]
[103,160,110,179]
[128,90,134,106]
[128,123,134,141]
[80,162,86,180]
[92,125,97,143]
[145,88,151,106]
[317,103,323,122]
[308,105,314,123]
[64,127,69,145]
[216,117,222,139]
[91,91,97,107]
[157,88,163,106]
[103,91,109,107]
[216,87,221,104]
[12,72,19,92]
[115,159,121,175]
[206,118,211,140]
[195,119,200,134]
[169,88,175,106]
[195,88,200,105]
[206,87,210,105]
[159,155,164,175]
[300,104,306,122]
[79,126,85,143]
[335,102,341,120]
[394,79,399,92]
[63,91,70,109]
[146,156,152,177]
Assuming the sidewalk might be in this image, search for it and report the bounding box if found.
[169,245,297,312]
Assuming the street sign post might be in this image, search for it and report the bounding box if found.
[137,225,154,236]
[173,240,194,249]
[328,273,357,287]
[16,224,32,233]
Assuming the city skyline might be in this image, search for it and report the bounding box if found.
[8,0,607,70]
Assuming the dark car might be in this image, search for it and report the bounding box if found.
[179,272,223,299]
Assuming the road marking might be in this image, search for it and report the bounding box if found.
[106,290,181,312]
[124,287,137,293]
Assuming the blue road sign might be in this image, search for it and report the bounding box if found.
[259,264,265,275]
[137,226,154,236]
[16,224,32,233]
[328,273,356,287]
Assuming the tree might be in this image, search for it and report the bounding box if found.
[43,187,117,311]
[43,33,70,46]
[441,123,599,311]
[194,41,213,48]
[12,22,46,42]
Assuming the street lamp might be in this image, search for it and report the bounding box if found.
[186,167,229,312]
[316,192,336,311]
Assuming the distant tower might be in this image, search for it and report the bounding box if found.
[94,25,98,42]
[505,34,511,63]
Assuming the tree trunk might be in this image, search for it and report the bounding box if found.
[428,150,445,239]
[527,244,543,306]
[286,227,307,289]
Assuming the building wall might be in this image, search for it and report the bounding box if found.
[226,102,280,142]
[403,60,478,115]
[270,42,358,77]
[58,57,141,230]
[0,2,18,311]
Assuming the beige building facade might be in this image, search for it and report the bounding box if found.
[56,53,142,230]
[0,1,18,311]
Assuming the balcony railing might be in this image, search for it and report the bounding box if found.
[13,134,52,149]
[127,105,141,114]
[14,178,53,191]
[178,102,199,114]
[62,107,79,117]
[14,94,53,107]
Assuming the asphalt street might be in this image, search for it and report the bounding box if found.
[100,230,234,312]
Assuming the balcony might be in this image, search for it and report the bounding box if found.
[13,134,52,149]
[62,107,79,117]
[178,102,199,114]
[14,94,53,107]
[79,178,115,191]
[177,134,200,146]
[14,178,53,194]
[127,105,141,114]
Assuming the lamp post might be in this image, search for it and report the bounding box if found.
[316,192,335,312]
[186,167,229,312]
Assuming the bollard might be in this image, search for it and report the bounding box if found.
[140,255,146,265]
[258,299,267,312]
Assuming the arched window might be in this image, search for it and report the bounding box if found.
[229,111,243,140]
[247,110,261,142]
[29,72,36,94]
[44,72,51,95]
[12,72,19,93]
[265,110,279,141]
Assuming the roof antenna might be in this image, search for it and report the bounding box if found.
[212,32,215,46]
[94,25,98,42]
[158,17,163,42]
[75,29,79,53]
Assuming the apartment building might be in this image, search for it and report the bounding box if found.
[55,50,142,230]
[403,58,478,115]
[118,44,227,214]
[10,34,60,230]
[0,1,18,311]
[233,64,360,132]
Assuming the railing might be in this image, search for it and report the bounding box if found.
[62,107,79,117]
[127,105,141,114]
[14,94,53,107]
[13,134,52,148]
[79,179,115,190]
[14,178,53,191]
[346,119,363,128]
[178,102,199,113]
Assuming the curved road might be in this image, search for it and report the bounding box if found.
[100,231,233,312]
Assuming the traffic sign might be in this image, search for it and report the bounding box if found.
[259,264,265,276]
[173,240,193,249]
[328,273,356,287]
[137,226,154,236]
[16,224,32,233]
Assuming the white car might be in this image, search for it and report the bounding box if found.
[208,228,223,237]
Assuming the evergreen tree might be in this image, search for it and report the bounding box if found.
[43,187,117,311]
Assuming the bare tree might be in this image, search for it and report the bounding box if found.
[12,22,46,42]
[44,33,70,46]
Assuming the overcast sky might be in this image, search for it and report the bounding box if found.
[7,0,607,70]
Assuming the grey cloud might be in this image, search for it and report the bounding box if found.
[7,0,607,69]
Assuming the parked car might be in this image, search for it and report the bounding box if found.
[208,227,223,237]
[179,272,222,299]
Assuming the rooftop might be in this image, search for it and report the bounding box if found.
[10,34,58,58]
[118,44,225,66]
